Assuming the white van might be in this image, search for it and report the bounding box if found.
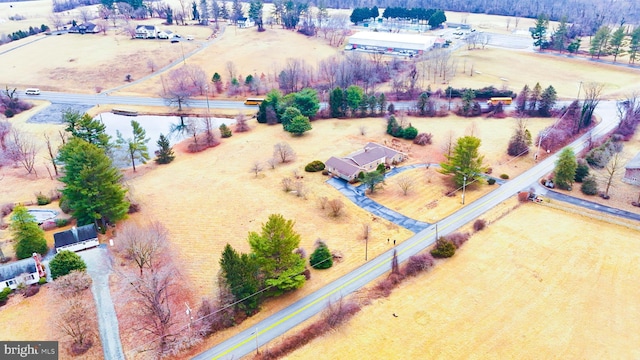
[25,88,40,95]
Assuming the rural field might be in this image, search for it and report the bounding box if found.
[283,204,640,360]
[1,2,640,359]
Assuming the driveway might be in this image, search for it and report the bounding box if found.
[533,183,640,222]
[78,246,125,360]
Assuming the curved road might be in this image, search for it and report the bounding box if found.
[193,102,623,359]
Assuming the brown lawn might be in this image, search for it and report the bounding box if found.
[2,4,640,358]
[283,204,640,360]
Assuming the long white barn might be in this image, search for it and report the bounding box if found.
[348,32,437,54]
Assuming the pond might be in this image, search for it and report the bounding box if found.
[97,113,235,168]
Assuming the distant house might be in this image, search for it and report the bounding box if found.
[53,224,99,253]
[135,25,158,39]
[157,29,175,39]
[235,17,255,28]
[623,152,640,186]
[0,254,46,290]
[69,22,99,34]
[326,142,406,181]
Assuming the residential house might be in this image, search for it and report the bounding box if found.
[135,25,158,39]
[623,152,640,186]
[235,17,255,28]
[0,254,46,290]
[69,22,100,34]
[53,224,99,253]
[157,29,175,39]
[326,142,406,181]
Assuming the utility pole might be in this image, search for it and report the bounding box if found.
[462,175,467,205]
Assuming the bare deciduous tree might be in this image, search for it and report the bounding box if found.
[359,125,367,136]
[225,61,237,81]
[281,177,293,192]
[396,175,415,196]
[440,130,456,158]
[602,151,625,198]
[266,157,278,169]
[44,133,59,176]
[116,222,168,276]
[273,142,295,163]
[7,128,38,175]
[294,180,307,198]
[79,7,93,23]
[147,59,157,73]
[52,270,92,296]
[362,223,370,240]
[234,113,250,132]
[54,297,97,355]
[318,196,328,210]
[328,198,344,217]
[251,161,263,177]
[162,67,200,111]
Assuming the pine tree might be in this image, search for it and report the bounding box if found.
[219,244,260,314]
[309,242,332,269]
[609,26,626,63]
[63,110,110,149]
[57,138,129,227]
[439,136,487,188]
[116,120,150,172]
[629,27,640,64]
[155,134,175,164]
[10,205,47,259]
[530,14,549,51]
[219,123,232,138]
[248,214,306,294]
[590,26,611,59]
[551,17,568,53]
[554,147,578,190]
[528,82,542,113]
[538,85,557,117]
[516,84,530,115]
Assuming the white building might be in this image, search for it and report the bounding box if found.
[0,254,46,290]
[53,225,99,253]
[347,32,437,55]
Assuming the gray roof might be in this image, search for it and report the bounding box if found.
[626,152,640,170]
[326,156,361,177]
[54,224,97,249]
[136,25,156,31]
[0,258,37,282]
[348,147,386,166]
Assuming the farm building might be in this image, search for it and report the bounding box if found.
[623,152,640,186]
[347,32,437,55]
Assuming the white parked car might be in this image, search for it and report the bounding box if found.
[186,35,194,40]
[25,88,40,95]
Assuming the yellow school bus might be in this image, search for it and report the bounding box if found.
[487,97,513,105]
[244,97,265,105]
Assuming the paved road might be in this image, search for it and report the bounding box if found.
[193,102,622,359]
[78,246,125,360]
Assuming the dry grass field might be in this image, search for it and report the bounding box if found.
[2,3,640,359]
[284,204,640,360]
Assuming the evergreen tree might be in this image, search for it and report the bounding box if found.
[378,93,387,114]
[63,110,110,149]
[49,250,87,279]
[329,87,345,118]
[531,14,549,51]
[551,16,569,53]
[257,89,282,124]
[362,170,384,194]
[219,123,232,138]
[590,26,611,59]
[609,26,626,63]
[538,85,557,117]
[309,242,332,269]
[231,0,243,22]
[155,134,175,164]
[345,85,364,117]
[220,0,229,19]
[248,0,264,31]
[460,88,475,116]
[440,136,487,188]
[554,147,578,190]
[567,38,581,53]
[219,244,260,314]
[629,27,640,64]
[285,115,312,136]
[528,82,542,113]
[516,84,530,114]
[280,106,302,128]
[57,138,129,228]
[417,92,429,115]
[428,9,446,29]
[116,120,150,172]
[248,214,306,294]
[10,205,47,259]
[191,1,199,20]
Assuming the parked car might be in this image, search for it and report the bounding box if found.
[186,35,194,40]
[25,88,40,95]
[170,38,180,43]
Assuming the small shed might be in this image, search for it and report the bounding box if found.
[53,224,99,253]
[623,152,640,186]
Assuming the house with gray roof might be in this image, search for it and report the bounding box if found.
[326,142,406,181]
[135,25,158,39]
[0,254,46,290]
[53,224,99,253]
[623,152,640,186]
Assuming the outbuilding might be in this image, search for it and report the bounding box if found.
[348,32,437,55]
[623,152,640,186]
